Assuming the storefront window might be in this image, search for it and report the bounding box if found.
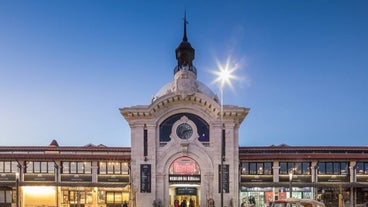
[62,189,93,205]
[318,162,349,175]
[25,161,54,173]
[62,161,92,174]
[0,161,18,173]
[106,192,122,204]
[0,192,4,203]
[99,161,129,175]
[4,162,10,173]
[280,162,311,175]
[98,191,105,204]
[357,162,368,174]
[241,162,272,175]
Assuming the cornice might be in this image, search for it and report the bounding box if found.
[120,93,249,123]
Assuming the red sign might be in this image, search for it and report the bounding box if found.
[169,157,200,175]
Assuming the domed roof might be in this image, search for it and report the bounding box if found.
[152,14,219,103]
[152,80,219,103]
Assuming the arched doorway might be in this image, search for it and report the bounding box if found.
[168,156,200,207]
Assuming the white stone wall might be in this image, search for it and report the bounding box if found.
[120,70,249,207]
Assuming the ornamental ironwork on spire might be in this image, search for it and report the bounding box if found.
[174,12,196,75]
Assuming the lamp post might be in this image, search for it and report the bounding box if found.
[289,171,293,198]
[16,172,19,207]
[214,59,236,207]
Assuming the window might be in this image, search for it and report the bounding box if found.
[240,162,273,175]
[356,162,368,174]
[0,190,12,204]
[159,113,209,143]
[106,192,122,204]
[318,162,349,175]
[99,162,129,175]
[25,161,54,173]
[0,161,17,173]
[62,190,93,205]
[279,162,311,175]
[62,162,92,174]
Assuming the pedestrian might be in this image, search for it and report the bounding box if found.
[181,199,187,207]
[189,199,194,207]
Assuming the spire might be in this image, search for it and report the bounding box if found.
[174,12,196,75]
[183,10,188,42]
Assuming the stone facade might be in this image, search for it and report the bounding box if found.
[121,68,249,207]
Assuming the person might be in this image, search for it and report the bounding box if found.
[249,196,256,206]
[208,198,215,207]
[181,199,187,207]
[174,199,180,207]
[122,201,128,207]
[189,199,194,207]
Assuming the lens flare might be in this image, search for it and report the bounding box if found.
[211,56,241,90]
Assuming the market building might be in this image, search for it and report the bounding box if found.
[1,18,368,207]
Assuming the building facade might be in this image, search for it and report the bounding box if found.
[1,18,368,207]
[0,141,131,207]
[120,16,248,207]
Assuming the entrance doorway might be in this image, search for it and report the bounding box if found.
[171,186,198,207]
[168,157,201,207]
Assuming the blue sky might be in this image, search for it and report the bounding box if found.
[1,0,367,147]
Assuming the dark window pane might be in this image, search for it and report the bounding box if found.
[249,163,257,175]
[264,163,272,175]
[319,162,325,174]
[280,162,287,174]
[326,162,333,174]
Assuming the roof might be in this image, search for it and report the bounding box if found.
[239,145,368,160]
[152,80,218,103]
[0,142,131,161]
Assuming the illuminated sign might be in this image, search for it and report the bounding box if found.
[169,157,200,175]
[169,175,201,182]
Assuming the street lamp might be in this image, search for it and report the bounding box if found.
[289,170,293,198]
[16,172,19,207]
[213,58,237,207]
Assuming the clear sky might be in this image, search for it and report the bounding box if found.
[1,0,367,147]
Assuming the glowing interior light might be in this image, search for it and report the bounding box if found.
[22,186,56,195]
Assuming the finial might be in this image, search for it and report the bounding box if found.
[183,10,188,42]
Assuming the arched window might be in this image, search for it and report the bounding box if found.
[159,113,209,143]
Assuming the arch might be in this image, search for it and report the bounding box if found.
[156,144,214,177]
[150,93,221,121]
[169,156,201,175]
[159,113,210,143]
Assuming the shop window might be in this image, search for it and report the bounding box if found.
[0,190,12,205]
[98,191,105,204]
[106,192,122,204]
[99,161,129,175]
[280,162,287,174]
[240,162,249,175]
[302,162,311,175]
[279,162,311,175]
[62,190,92,205]
[356,162,368,174]
[62,161,92,174]
[0,161,17,173]
[25,161,54,173]
[318,162,349,175]
[249,163,257,174]
[240,162,273,175]
[326,162,333,174]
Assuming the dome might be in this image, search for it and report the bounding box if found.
[152,80,219,103]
